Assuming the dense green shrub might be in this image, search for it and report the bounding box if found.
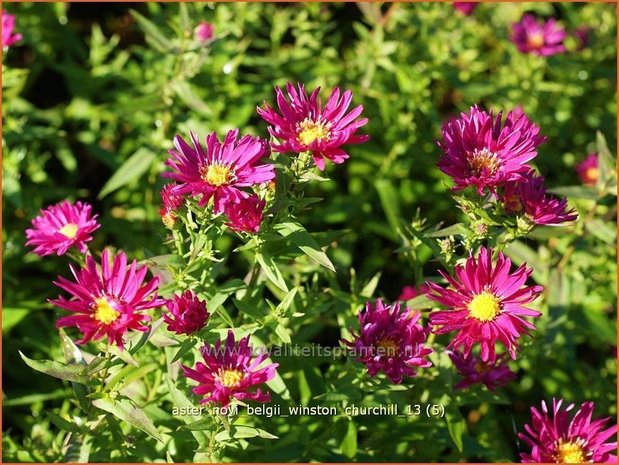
[3,2,616,462]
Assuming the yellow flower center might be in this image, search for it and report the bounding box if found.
[468,148,500,176]
[584,167,599,184]
[92,297,120,325]
[527,32,545,49]
[58,223,79,239]
[468,291,501,322]
[376,338,399,357]
[296,118,331,146]
[217,368,245,388]
[553,438,587,463]
[202,164,234,187]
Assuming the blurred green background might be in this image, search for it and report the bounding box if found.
[2,2,616,462]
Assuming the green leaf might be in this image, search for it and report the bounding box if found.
[585,218,616,244]
[505,241,547,285]
[107,362,158,391]
[92,397,163,443]
[59,329,83,365]
[166,375,209,446]
[234,299,266,321]
[360,272,381,298]
[275,222,335,272]
[596,131,616,194]
[341,421,357,459]
[256,250,289,293]
[276,287,298,315]
[582,307,617,345]
[214,425,278,441]
[445,409,466,452]
[19,352,89,384]
[375,178,402,241]
[549,186,599,200]
[179,3,191,33]
[275,323,291,344]
[130,10,174,53]
[2,307,33,333]
[98,148,156,199]
[47,411,85,435]
[426,223,469,238]
[108,344,139,367]
[171,337,199,364]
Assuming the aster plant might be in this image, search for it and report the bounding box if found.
[14,6,612,457]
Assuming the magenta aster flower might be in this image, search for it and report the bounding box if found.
[2,10,22,48]
[399,284,429,301]
[447,350,516,391]
[159,183,184,229]
[343,300,433,383]
[427,246,543,362]
[163,290,209,335]
[50,249,165,348]
[182,330,278,407]
[224,195,265,234]
[25,200,100,257]
[501,171,578,226]
[163,130,275,214]
[257,83,369,170]
[437,106,545,194]
[453,2,477,15]
[194,21,214,42]
[511,14,567,56]
[519,398,617,463]
[575,153,599,186]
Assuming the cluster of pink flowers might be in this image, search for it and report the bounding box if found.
[437,105,577,226]
[163,129,273,232]
[160,83,368,233]
[26,79,368,408]
[26,200,276,406]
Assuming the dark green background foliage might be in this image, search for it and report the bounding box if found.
[2,2,616,462]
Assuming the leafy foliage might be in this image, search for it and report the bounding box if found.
[2,2,616,463]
